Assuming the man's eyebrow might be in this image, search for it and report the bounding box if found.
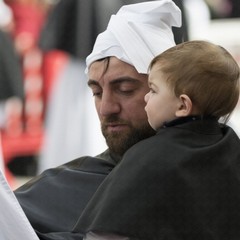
[110,77,140,85]
[88,77,142,87]
[88,79,99,87]
[88,77,140,86]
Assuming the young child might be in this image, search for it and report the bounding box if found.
[76,40,240,240]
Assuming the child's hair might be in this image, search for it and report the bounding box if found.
[149,40,240,122]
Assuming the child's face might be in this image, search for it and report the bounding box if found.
[144,65,180,130]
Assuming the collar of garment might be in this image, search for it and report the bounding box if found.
[161,115,217,129]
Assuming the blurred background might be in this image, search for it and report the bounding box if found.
[0,0,239,189]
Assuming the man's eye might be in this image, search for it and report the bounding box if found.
[119,89,135,95]
[118,85,137,95]
[92,91,102,97]
[89,86,102,97]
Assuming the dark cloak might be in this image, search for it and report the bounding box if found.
[74,118,240,240]
[14,154,115,240]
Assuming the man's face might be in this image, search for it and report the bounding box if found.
[88,57,155,158]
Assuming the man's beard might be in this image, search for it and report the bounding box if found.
[101,116,155,158]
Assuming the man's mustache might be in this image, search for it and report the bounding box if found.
[101,116,129,127]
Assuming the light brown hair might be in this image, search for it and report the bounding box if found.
[149,40,240,122]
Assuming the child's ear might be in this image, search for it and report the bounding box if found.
[175,94,193,117]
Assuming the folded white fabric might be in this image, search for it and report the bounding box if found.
[0,170,39,240]
[86,0,181,74]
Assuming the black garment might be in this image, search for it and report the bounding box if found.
[39,0,188,59]
[172,0,189,43]
[0,30,24,100]
[14,153,115,240]
[75,118,240,240]
[229,0,240,18]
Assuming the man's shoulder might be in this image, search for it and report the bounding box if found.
[59,153,116,174]
[14,151,116,234]
[15,150,115,192]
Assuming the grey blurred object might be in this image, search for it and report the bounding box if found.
[0,30,24,101]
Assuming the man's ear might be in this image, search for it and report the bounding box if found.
[175,94,193,117]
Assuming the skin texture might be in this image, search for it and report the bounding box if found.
[88,57,155,159]
[145,66,181,130]
[145,64,195,130]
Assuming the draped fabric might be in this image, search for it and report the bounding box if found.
[15,152,115,240]
[86,0,181,74]
[74,118,240,240]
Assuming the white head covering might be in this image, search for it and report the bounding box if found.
[0,0,13,27]
[86,0,181,74]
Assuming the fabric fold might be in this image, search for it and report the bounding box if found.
[86,0,182,74]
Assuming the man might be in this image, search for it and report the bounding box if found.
[14,1,182,239]
[37,0,188,172]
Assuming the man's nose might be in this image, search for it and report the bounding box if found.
[99,92,120,116]
[144,92,150,103]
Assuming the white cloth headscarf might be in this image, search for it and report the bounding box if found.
[86,0,181,74]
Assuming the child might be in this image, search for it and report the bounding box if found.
[76,40,240,240]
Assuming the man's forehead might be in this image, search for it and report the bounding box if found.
[89,56,130,70]
[88,57,143,80]
[88,64,147,87]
